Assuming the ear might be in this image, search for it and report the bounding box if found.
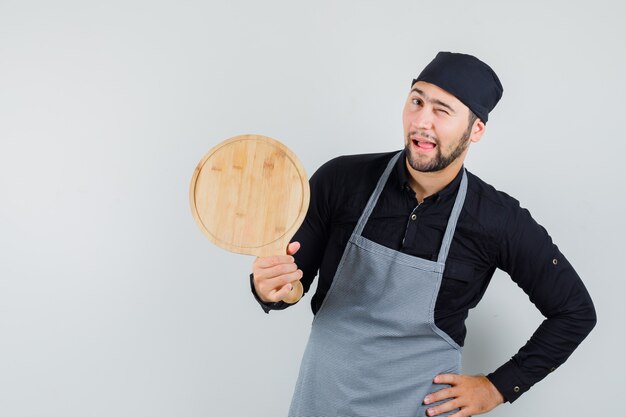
[470,119,486,143]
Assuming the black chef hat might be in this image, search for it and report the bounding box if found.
[412,52,503,123]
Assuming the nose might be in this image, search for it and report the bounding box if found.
[408,107,433,131]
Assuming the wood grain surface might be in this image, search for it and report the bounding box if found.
[190,134,310,302]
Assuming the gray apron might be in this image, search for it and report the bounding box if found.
[289,151,468,417]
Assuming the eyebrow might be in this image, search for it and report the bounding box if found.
[411,88,456,114]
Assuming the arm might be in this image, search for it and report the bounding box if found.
[425,203,596,416]
[487,204,597,401]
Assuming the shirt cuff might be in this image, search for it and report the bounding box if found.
[249,273,287,313]
[486,360,532,403]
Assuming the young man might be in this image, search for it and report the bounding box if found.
[251,52,596,417]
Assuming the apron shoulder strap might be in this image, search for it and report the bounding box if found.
[353,151,403,237]
[436,169,468,264]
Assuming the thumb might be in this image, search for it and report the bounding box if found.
[273,282,294,301]
[287,241,301,255]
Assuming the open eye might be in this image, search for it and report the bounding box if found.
[411,98,423,106]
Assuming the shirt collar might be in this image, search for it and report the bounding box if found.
[394,148,464,202]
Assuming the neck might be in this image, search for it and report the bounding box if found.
[405,158,464,202]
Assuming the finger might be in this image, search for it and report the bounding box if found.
[287,241,301,255]
[267,282,294,302]
[254,255,295,269]
[262,270,303,289]
[424,387,456,405]
[434,373,459,385]
[426,399,462,416]
[254,255,295,268]
[254,262,298,281]
[446,408,471,417]
[253,255,295,268]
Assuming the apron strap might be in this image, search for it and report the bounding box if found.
[436,169,468,264]
[353,151,403,237]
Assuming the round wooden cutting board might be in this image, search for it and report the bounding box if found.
[190,134,310,303]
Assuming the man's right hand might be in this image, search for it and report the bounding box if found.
[252,242,303,303]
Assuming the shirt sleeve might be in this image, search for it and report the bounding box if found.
[487,203,597,402]
[250,159,334,313]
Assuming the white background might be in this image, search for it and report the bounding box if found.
[1,1,624,416]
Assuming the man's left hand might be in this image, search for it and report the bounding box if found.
[423,374,504,417]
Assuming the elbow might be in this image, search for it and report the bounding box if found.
[550,296,597,343]
[570,297,597,340]
[580,285,598,334]
[584,302,597,334]
[563,283,598,338]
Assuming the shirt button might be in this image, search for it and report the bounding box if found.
[513,386,520,393]
[410,214,417,221]
[550,367,556,372]
[552,258,558,265]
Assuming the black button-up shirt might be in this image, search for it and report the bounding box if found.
[251,150,596,403]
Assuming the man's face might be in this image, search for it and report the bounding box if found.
[402,81,484,173]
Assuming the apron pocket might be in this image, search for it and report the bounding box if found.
[442,259,475,283]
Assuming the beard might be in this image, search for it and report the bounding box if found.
[404,123,473,173]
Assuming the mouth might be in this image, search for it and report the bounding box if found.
[409,135,437,151]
